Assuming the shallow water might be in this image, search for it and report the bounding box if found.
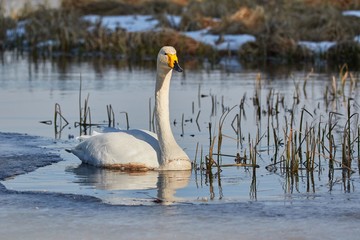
[1,52,360,239]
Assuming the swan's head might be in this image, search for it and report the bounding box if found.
[157,46,183,72]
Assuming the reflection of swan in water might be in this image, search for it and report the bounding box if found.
[67,164,191,204]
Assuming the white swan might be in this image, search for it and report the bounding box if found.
[69,46,192,171]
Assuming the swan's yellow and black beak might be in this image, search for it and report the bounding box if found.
[167,53,183,72]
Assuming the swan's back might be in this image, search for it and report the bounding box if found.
[71,129,161,170]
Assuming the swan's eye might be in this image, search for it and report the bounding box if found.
[164,53,167,56]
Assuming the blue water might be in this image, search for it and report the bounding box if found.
[1,52,360,239]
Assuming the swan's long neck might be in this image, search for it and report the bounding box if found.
[155,68,188,167]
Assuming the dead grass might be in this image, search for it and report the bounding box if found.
[229,6,265,32]
[84,26,214,58]
[210,6,265,35]
[61,0,185,15]
[284,3,360,42]
[2,2,215,59]
[179,0,251,31]
[208,1,360,40]
[178,0,360,62]
[235,2,360,62]
[0,16,16,47]
[303,0,360,9]
[3,0,360,63]
[21,7,87,52]
[327,42,360,66]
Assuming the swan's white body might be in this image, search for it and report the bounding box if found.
[70,46,191,171]
[72,129,161,170]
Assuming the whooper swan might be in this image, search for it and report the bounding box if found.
[68,46,191,171]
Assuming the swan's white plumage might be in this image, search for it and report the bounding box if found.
[72,129,160,169]
[69,46,191,171]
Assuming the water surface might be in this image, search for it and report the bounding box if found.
[1,52,360,239]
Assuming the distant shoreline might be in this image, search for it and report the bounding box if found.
[2,0,360,65]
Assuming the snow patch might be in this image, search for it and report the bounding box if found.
[82,15,159,32]
[298,41,336,53]
[343,10,360,18]
[166,15,182,28]
[355,35,360,43]
[183,29,256,51]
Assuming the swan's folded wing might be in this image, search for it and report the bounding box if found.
[71,131,160,169]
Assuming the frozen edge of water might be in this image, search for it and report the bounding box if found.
[0,132,107,206]
[0,132,63,181]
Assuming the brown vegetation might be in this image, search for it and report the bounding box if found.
[84,26,214,59]
[0,16,16,49]
[61,0,185,15]
[303,0,360,9]
[2,0,360,64]
[22,7,86,52]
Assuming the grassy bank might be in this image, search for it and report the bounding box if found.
[2,0,360,65]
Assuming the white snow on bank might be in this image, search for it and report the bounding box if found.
[298,41,336,53]
[183,29,256,51]
[82,15,160,32]
[166,15,182,28]
[82,15,256,51]
[343,10,360,18]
